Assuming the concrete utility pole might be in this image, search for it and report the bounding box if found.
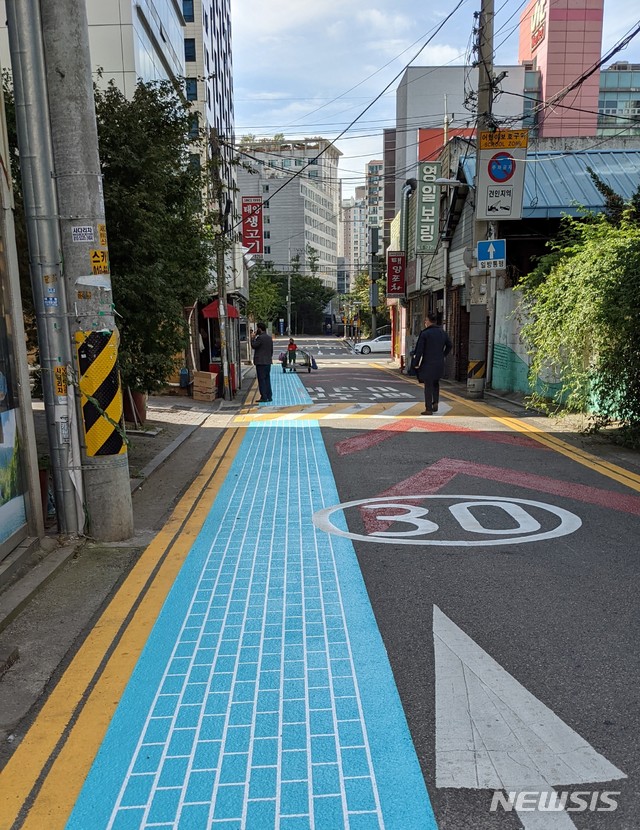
[210,130,233,401]
[6,0,82,535]
[39,0,134,540]
[369,226,380,335]
[468,0,495,399]
[0,65,44,539]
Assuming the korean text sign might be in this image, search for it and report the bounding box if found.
[415,162,441,254]
[241,196,264,254]
[386,251,406,296]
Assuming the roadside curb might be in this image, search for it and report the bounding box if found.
[0,374,256,640]
[0,543,79,638]
[130,419,206,493]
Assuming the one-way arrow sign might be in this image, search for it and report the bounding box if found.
[477,238,506,270]
[434,606,625,829]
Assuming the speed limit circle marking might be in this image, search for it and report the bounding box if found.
[312,494,581,547]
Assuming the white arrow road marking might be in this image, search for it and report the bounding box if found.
[433,606,625,829]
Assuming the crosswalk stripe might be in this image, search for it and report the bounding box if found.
[236,402,427,423]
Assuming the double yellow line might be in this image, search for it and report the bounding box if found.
[377,363,640,493]
[444,389,640,493]
[0,425,245,830]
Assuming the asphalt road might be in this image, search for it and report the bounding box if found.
[2,351,638,830]
[302,362,639,830]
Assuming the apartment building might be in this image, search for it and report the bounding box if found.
[236,138,341,289]
[366,160,384,231]
[0,0,245,296]
[340,186,368,293]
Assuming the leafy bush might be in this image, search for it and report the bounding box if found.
[521,213,640,437]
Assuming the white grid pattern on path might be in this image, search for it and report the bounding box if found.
[104,421,384,830]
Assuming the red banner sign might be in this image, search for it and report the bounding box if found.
[241,196,263,254]
[386,251,406,296]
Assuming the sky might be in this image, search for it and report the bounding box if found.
[230,0,640,198]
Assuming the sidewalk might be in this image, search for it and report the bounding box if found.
[0,368,256,628]
[3,369,435,830]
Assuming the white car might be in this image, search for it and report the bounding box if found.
[354,334,392,355]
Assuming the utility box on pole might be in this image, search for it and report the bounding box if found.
[40,0,133,540]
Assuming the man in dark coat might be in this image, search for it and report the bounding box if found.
[413,312,452,415]
[250,322,274,402]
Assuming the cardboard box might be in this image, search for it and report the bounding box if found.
[193,389,216,402]
[193,370,216,393]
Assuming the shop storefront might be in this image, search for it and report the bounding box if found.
[0,273,29,557]
[0,78,42,561]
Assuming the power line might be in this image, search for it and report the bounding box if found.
[228,0,469,236]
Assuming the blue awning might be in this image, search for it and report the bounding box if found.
[460,148,640,219]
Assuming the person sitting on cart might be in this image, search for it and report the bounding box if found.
[287,338,297,371]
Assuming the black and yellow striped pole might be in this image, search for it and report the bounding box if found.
[75,331,126,457]
[467,359,486,383]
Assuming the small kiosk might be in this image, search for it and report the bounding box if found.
[201,300,241,394]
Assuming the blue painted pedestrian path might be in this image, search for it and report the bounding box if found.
[66,371,437,830]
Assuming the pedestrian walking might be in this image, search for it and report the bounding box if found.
[279,351,288,373]
[251,323,273,402]
[412,312,452,415]
[287,338,297,371]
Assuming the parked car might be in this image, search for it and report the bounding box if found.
[354,334,392,355]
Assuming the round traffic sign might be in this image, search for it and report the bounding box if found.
[488,152,516,183]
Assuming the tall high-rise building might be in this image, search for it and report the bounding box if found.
[518,0,604,137]
[1,0,245,297]
[340,186,367,293]
[365,160,384,230]
[236,137,341,289]
[2,1,185,92]
[181,0,244,297]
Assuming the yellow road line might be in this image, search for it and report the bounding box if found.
[444,389,640,493]
[374,364,640,491]
[0,425,245,830]
[234,401,428,422]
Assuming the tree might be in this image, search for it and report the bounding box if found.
[278,248,334,334]
[346,270,389,337]
[247,260,280,323]
[94,79,214,392]
[290,273,334,334]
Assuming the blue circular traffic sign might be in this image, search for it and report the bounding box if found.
[488,152,515,183]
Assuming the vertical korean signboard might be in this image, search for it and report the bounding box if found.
[386,251,406,296]
[241,196,264,254]
[415,162,441,254]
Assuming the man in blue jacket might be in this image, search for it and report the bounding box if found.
[412,312,452,415]
[250,323,274,402]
